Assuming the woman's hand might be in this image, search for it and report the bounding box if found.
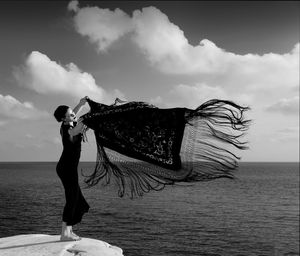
[77,117,84,123]
[69,119,87,137]
[79,96,89,105]
[73,96,90,116]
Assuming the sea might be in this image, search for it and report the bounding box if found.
[0,162,298,256]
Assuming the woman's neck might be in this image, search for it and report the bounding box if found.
[63,121,74,126]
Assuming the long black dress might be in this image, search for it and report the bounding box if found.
[56,122,90,226]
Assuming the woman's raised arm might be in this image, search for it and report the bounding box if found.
[73,96,89,115]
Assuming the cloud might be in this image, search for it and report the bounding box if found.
[0,94,49,121]
[168,83,227,108]
[68,0,133,52]
[131,7,193,72]
[151,84,225,108]
[67,0,299,135]
[150,83,253,109]
[227,43,299,91]
[68,2,299,95]
[131,5,299,92]
[70,3,224,73]
[131,7,239,75]
[67,0,79,12]
[265,96,299,115]
[13,51,123,103]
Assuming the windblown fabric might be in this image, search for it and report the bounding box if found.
[81,98,250,198]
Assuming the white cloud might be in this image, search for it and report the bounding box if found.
[228,44,299,91]
[0,94,49,120]
[131,7,239,75]
[70,4,225,74]
[69,0,133,52]
[265,96,299,115]
[168,83,227,108]
[13,51,123,103]
[67,1,298,136]
[67,1,299,121]
[131,6,299,92]
[150,83,253,109]
[131,7,191,71]
[68,0,79,12]
[68,3,299,95]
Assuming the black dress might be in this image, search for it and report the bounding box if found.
[56,122,90,226]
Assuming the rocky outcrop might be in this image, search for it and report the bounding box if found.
[0,234,124,256]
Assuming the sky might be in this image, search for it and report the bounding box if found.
[0,1,299,162]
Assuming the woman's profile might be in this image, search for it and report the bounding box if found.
[53,96,90,241]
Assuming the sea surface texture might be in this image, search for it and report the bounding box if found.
[0,162,298,256]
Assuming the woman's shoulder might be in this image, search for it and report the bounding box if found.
[61,123,72,129]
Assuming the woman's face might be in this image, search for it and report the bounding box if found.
[64,108,77,122]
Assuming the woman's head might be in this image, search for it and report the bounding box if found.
[54,105,76,123]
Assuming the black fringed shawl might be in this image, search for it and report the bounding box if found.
[81,98,250,197]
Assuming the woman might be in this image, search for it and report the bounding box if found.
[54,96,90,241]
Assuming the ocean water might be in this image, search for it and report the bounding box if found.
[0,162,298,256]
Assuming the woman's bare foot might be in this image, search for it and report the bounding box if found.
[60,222,81,241]
[70,231,80,240]
[60,233,81,241]
[70,226,80,240]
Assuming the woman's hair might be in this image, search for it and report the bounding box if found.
[54,105,69,122]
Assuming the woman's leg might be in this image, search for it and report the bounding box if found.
[57,163,88,241]
[58,170,82,241]
[62,180,80,224]
[62,181,89,227]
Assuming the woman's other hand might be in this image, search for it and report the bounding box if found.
[77,117,84,123]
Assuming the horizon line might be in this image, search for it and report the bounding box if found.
[0,161,299,163]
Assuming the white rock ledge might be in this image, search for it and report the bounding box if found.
[0,234,124,256]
